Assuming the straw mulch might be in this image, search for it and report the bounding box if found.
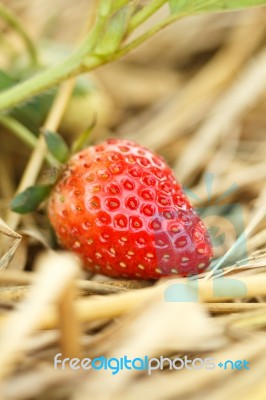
[0,2,266,399]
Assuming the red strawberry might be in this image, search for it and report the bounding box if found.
[48,139,213,279]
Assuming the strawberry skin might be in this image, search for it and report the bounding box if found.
[48,139,213,279]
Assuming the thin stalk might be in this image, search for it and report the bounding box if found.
[0,115,37,149]
[0,4,38,66]
[5,79,75,231]
[0,4,108,112]
[115,11,189,59]
[5,0,103,231]
[0,115,55,164]
[0,1,264,112]
[0,56,80,112]
[128,0,168,33]
[0,2,197,113]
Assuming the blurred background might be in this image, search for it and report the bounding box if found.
[0,1,266,399]
[1,0,266,262]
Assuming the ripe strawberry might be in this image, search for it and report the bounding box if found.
[48,139,213,279]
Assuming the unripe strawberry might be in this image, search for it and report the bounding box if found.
[48,139,213,279]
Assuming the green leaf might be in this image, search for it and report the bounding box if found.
[169,0,266,14]
[0,68,55,134]
[11,185,51,214]
[10,90,55,134]
[96,5,133,54]
[44,129,70,163]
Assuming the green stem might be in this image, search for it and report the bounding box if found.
[128,0,168,33]
[0,4,38,66]
[0,0,263,114]
[0,1,172,113]
[0,4,179,113]
[98,0,113,17]
[0,1,188,113]
[0,6,108,113]
[115,11,188,59]
[0,115,54,164]
[0,115,37,148]
[0,56,80,112]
